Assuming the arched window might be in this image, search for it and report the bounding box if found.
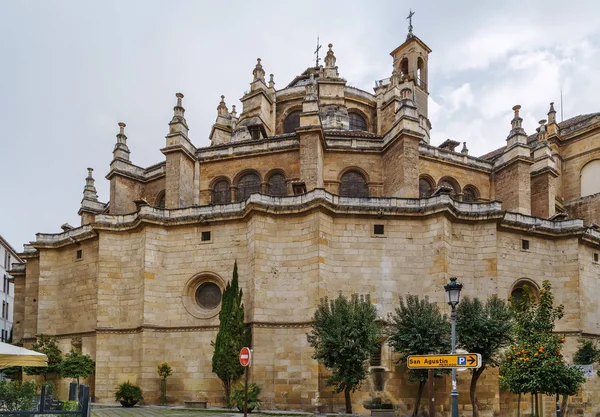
[155,191,166,208]
[283,111,301,134]
[267,173,287,196]
[400,58,409,78]
[419,177,434,198]
[212,180,231,204]
[462,185,480,202]
[417,57,426,90]
[349,112,367,131]
[581,160,600,197]
[438,177,459,198]
[339,171,368,197]
[510,280,539,302]
[236,173,261,202]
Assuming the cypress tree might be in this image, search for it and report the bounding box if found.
[212,261,247,404]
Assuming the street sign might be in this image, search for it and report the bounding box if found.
[239,347,251,367]
[407,353,481,369]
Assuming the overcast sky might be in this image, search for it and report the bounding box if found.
[1,0,599,250]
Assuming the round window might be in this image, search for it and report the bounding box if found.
[182,272,225,319]
[195,282,222,309]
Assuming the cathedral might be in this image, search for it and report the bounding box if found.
[10,23,600,417]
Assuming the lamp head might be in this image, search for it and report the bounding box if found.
[444,276,463,307]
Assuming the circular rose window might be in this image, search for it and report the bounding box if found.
[195,282,222,309]
[182,272,225,319]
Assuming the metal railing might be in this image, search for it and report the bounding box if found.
[0,384,90,417]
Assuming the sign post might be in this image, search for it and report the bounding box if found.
[239,347,252,417]
[407,353,481,370]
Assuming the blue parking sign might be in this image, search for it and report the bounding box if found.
[458,357,466,365]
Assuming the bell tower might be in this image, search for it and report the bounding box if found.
[389,10,431,131]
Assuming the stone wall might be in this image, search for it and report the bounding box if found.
[494,160,531,214]
[559,132,600,202]
[566,194,600,225]
[37,240,98,335]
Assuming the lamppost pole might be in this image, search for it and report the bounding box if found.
[450,304,458,417]
[444,277,462,417]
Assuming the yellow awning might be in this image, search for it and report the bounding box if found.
[0,341,48,368]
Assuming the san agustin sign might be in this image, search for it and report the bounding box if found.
[407,353,482,369]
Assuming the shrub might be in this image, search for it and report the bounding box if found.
[115,381,143,407]
[230,382,261,413]
[0,380,37,411]
[62,401,79,411]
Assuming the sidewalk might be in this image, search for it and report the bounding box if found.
[91,405,315,417]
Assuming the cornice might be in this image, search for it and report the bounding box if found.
[29,190,600,248]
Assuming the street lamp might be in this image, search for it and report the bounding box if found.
[444,277,463,417]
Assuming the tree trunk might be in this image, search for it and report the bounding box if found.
[517,392,521,417]
[223,380,232,407]
[559,394,569,417]
[470,366,484,417]
[344,386,352,414]
[413,380,426,417]
[534,393,539,417]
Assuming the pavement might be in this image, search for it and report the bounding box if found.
[91,405,315,417]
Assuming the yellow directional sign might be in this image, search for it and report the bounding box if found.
[407,353,482,369]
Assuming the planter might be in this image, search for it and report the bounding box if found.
[184,401,208,409]
[120,400,138,408]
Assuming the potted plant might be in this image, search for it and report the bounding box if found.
[115,381,143,407]
[230,382,261,413]
[157,363,172,406]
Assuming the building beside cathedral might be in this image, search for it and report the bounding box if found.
[11,26,600,417]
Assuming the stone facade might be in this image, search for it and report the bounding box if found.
[11,28,600,417]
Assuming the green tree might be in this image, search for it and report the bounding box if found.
[500,281,584,417]
[157,362,172,405]
[387,295,450,417]
[456,295,513,417]
[307,293,381,414]
[60,349,95,396]
[573,338,600,365]
[212,261,248,403]
[24,334,62,381]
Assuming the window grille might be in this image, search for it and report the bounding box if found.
[237,173,261,201]
[419,178,434,198]
[267,173,287,196]
[212,180,231,204]
[349,113,367,131]
[339,171,368,197]
[283,111,301,134]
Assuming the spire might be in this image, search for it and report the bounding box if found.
[230,105,237,119]
[268,74,275,89]
[217,95,229,117]
[325,43,336,68]
[83,168,98,202]
[547,102,558,136]
[461,142,469,155]
[169,92,188,132]
[510,105,523,130]
[305,73,318,102]
[253,58,265,82]
[537,119,547,141]
[547,102,557,124]
[506,105,528,146]
[113,122,130,161]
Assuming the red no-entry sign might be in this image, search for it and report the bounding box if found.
[239,347,251,367]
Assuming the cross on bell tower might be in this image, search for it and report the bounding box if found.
[314,36,322,67]
[407,9,415,39]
